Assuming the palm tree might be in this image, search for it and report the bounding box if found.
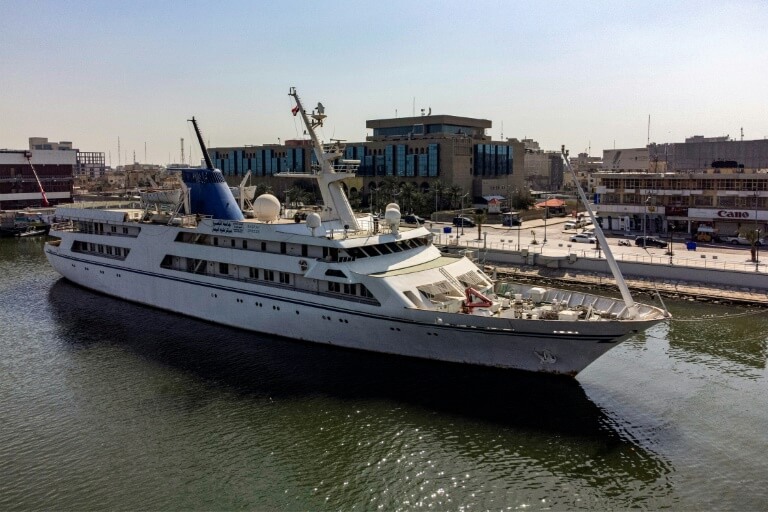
[448,185,464,210]
[430,179,446,212]
[399,182,418,213]
[472,209,487,240]
[744,228,761,262]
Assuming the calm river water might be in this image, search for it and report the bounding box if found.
[1,237,767,510]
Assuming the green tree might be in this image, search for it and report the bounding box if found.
[448,185,464,210]
[254,183,273,197]
[472,209,487,240]
[744,228,761,262]
[399,182,418,213]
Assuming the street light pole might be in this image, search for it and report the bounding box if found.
[461,192,468,236]
[755,191,760,272]
[543,195,549,244]
[643,196,650,248]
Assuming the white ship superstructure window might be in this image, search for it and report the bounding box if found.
[73,221,140,238]
[159,255,379,305]
[72,240,130,260]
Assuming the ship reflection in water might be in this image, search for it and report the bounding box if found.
[43,278,674,509]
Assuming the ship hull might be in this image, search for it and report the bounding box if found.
[44,238,655,376]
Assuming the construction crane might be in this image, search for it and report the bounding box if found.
[24,151,49,207]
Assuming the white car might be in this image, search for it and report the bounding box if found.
[570,233,596,244]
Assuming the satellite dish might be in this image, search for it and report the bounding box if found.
[253,194,281,222]
[385,207,401,235]
[306,212,322,236]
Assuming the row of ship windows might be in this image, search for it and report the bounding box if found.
[72,241,130,260]
[160,255,378,303]
[74,221,140,237]
[175,232,431,262]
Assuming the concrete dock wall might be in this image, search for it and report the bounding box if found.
[479,248,768,291]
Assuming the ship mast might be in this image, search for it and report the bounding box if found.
[562,147,644,319]
[189,116,213,169]
[288,87,359,231]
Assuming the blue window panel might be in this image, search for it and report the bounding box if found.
[418,154,428,177]
[375,155,385,176]
[271,158,278,175]
[428,144,439,177]
[396,145,406,177]
[254,153,263,176]
[405,154,414,176]
[286,150,295,172]
[361,155,373,176]
[296,148,305,172]
[385,145,394,176]
[264,150,273,175]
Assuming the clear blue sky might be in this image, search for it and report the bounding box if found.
[2,0,767,165]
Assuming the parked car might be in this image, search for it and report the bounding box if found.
[563,221,582,230]
[570,233,596,244]
[635,236,668,248]
[452,216,475,227]
[402,214,425,225]
[723,235,763,246]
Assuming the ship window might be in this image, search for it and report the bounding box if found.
[249,267,259,279]
[347,247,365,259]
[328,281,340,292]
[242,240,248,249]
[231,239,236,247]
[325,269,347,278]
[264,269,274,281]
[361,246,380,257]
[111,226,117,233]
[301,244,308,257]
[377,243,393,254]
[280,242,286,254]
[213,237,218,246]
[219,263,229,275]
[279,272,290,284]
[360,285,374,299]
[261,242,267,251]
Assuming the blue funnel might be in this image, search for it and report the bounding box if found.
[182,168,244,221]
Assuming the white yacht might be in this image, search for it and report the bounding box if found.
[44,88,668,376]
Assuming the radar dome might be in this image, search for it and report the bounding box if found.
[306,212,322,229]
[384,207,401,225]
[253,194,281,222]
[385,202,400,212]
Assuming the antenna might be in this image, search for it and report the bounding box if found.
[647,114,650,145]
[117,136,121,167]
[501,121,504,140]
[180,138,185,165]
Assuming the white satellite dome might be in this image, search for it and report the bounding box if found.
[306,212,322,229]
[385,202,400,212]
[253,194,281,222]
[384,207,401,224]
